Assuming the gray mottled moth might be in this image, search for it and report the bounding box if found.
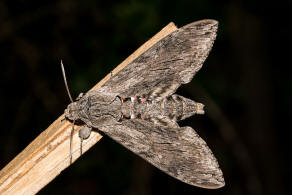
[62,19,225,189]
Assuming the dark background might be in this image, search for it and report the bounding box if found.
[0,0,291,194]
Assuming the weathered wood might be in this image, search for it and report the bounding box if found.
[0,22,178,195]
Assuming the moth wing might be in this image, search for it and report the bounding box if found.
[148,115,179,128]
[101,20,218,101]
[99,119,225,188]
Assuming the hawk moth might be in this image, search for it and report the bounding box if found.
[63,19,225,189]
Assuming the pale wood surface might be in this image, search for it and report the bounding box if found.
[0,22,178,195]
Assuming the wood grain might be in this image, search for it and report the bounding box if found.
[0,22,178,195]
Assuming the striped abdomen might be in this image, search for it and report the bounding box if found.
[120,94,204,124]
[152,94,204,122]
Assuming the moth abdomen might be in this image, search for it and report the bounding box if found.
[161,95,204,121]
[120,94,204,123]
[161,95,182,120]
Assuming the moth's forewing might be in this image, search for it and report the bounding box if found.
[101,20,218,99]
[100,120,224,188]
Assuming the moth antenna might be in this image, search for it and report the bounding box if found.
[61,60,74,103]
[69,120,75,164]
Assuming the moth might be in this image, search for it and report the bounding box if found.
[62,19,225,189]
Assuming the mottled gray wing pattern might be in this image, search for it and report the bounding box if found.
[101,19,218,101]
[100,119,225,188]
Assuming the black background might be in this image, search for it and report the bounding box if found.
[0,0,291,194]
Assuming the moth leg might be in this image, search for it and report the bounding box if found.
[69,122,74,164]
[78,125,92,155]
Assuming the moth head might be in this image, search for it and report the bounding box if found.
[65,102,80,121]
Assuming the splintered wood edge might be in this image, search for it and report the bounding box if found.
[0,22,178,194]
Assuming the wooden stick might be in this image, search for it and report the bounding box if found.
[0,22,178,195]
